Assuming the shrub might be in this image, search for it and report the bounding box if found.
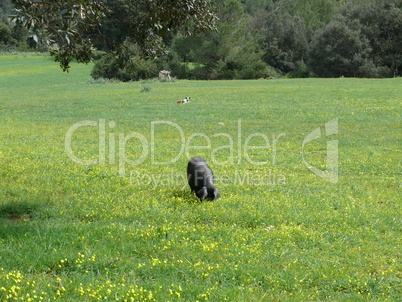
[0,23,18,48]
[91,53,158,81]
[118,56,158,81]
[357,61,393,78]
[308,18,370,77]
[191,64,214,80]
[287,60,310,78]
[261,13,310,74]
[308,0,402,78]
[91,54,119,80]
[157,51,190,79]
[239,61,278,79]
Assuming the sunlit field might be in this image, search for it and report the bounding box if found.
[0,54,401,301]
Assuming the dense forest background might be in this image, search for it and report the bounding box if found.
[1,0,401,79]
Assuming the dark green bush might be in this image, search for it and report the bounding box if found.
[91,53,158,81]
[239,61,277,79]
[308,0,401,78]
[287,60,310,78]
[91,54,119,79]
[357,61,394,78]
[156,52,190,79]
[0,23,17,46]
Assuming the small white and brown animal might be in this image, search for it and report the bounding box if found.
[177,97,190,104]
[159,70,171,80]
[187,157,220,201]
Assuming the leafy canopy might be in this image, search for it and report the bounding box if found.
[11,0,217,71]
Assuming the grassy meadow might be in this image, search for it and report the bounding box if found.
[0,54,401,301]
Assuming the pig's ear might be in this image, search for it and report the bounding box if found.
[213,188,220,199]
[196,187,208,200]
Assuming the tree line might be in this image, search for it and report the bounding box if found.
[2,0,401,79]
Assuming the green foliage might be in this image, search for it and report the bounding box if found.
[10,23,28,43]
[261,13,310,74]
[7,0,401,78]
[240,61,279,79]
[186,59,278,80]
[89,0,133,52]
[171,0,273,80]
[0,0,14,24]
[308,0,402,78]
[0,22,29,51]
[90,53,120,80]
[1,54,401,301]
[90,0,276,80]
[91,52,158,81]
[0,23,14,44]
[352,0,402,77]
[0,1,32,51]
[157,51,191,79]
[308,17,371,78]
[241,0,274,15]
[276,0,336,29]
[123,56,158,82]
[287,60,310,78]
[11,0,217,71]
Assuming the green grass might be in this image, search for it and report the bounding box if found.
[0,54,401,301]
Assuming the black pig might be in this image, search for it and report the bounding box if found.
[187,157,220,201]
